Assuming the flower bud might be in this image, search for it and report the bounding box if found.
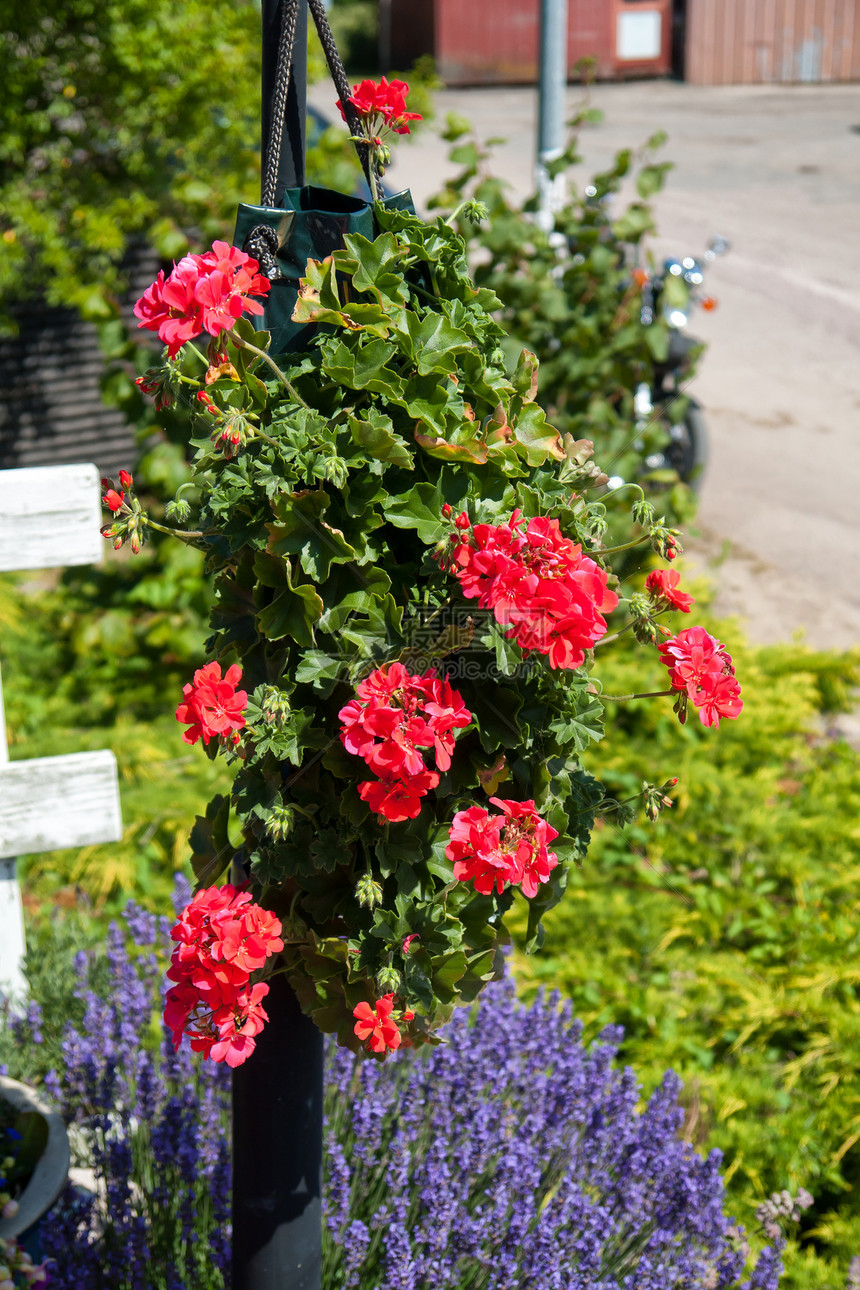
[280,913,308,942]
[118,469,133,489]
[261,686,291,726]
[1,1200,18,1220]
[455,512,471,530]
[265,804,295,843]
[323,456,349,490]
[441,503,452,518]
[356,873,384,910]
[165,498,192,523]
[376,965,402,995]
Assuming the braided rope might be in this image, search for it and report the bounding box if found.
[306,0,379,188]
[261,0,303,207]
[246,0,382,275]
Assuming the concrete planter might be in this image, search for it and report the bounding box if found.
[0,1075,70,1239]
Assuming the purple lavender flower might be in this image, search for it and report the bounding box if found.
[7,889,788,1289]
[323,978,786,1289]
[37,886,230,1290]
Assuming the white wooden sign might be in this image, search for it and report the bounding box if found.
[0,464,122,998]
[0,464,104,573]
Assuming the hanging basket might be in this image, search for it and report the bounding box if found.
[234,185,415,356]
[235,0,416,355]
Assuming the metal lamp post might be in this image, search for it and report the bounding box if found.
[536,0,569,232]
[231,6,324,1289]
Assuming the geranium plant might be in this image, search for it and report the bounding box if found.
[109,79,742,1064]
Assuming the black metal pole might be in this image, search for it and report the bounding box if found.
[232,975,324,1289]
[233,7,322,1289]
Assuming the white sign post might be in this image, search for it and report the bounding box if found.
[0,464,123,998]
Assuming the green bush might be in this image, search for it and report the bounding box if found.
[511,598,860,1287]
[429,110,697,525]
[1,566,228,911]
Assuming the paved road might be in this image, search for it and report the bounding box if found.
[375,80,860,649]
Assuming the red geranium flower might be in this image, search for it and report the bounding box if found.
[164,884,283,1067]
[103,489,125,513]
[353,994,404,1053]
[340,662,470,821]
[444,510,618,670]
[645,568,694,613]
[695,673,744,728]
[337,77,422,135]
[658,626,743,728]
[176,661,248,746]
[358,770,440,823]
[209,983,271,1068]
[134,241,269,357]
[446,798,559,898]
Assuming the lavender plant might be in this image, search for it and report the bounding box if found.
[323,974,785,1290]
[1,900,796,1288]
[27,893,230,1290]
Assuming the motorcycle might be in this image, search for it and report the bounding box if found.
[631,234,730,490]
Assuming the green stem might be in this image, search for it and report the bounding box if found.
[254,429,279,448]
[146,518,208,542]
[602,688,675,702]
[186,341,209,367]
[598,481,646,504]
[595,621,635,648]
[588,535,650,557]
[232,336,310,409]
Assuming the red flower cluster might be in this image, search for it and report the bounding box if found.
[164,884,284,1068]
[134,241,269,357]
[337,77,422,135]
[446,797,559,898]
[445,510,618,670]
[176,662,248,747]
[353,994,414,1053]
[339,662,471,822]
[659,626,743,728]
[645,567,694,613]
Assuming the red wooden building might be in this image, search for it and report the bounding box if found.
[685,0,860,84]
[387,0,675,84]
[385,0,860,86]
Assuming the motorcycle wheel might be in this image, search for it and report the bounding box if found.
[650,398,709,491]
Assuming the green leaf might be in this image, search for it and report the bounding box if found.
[349,409,413,468]
[549,697,605,752]
[267,489,356,582]
[316,564,392,634]
[512,402,565,465]
[406,312,473,376]
[254,552,324,645]
[382,482,445,543]
[339,231,409,308]
[321,338,405,401]
[190,794,232,886]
